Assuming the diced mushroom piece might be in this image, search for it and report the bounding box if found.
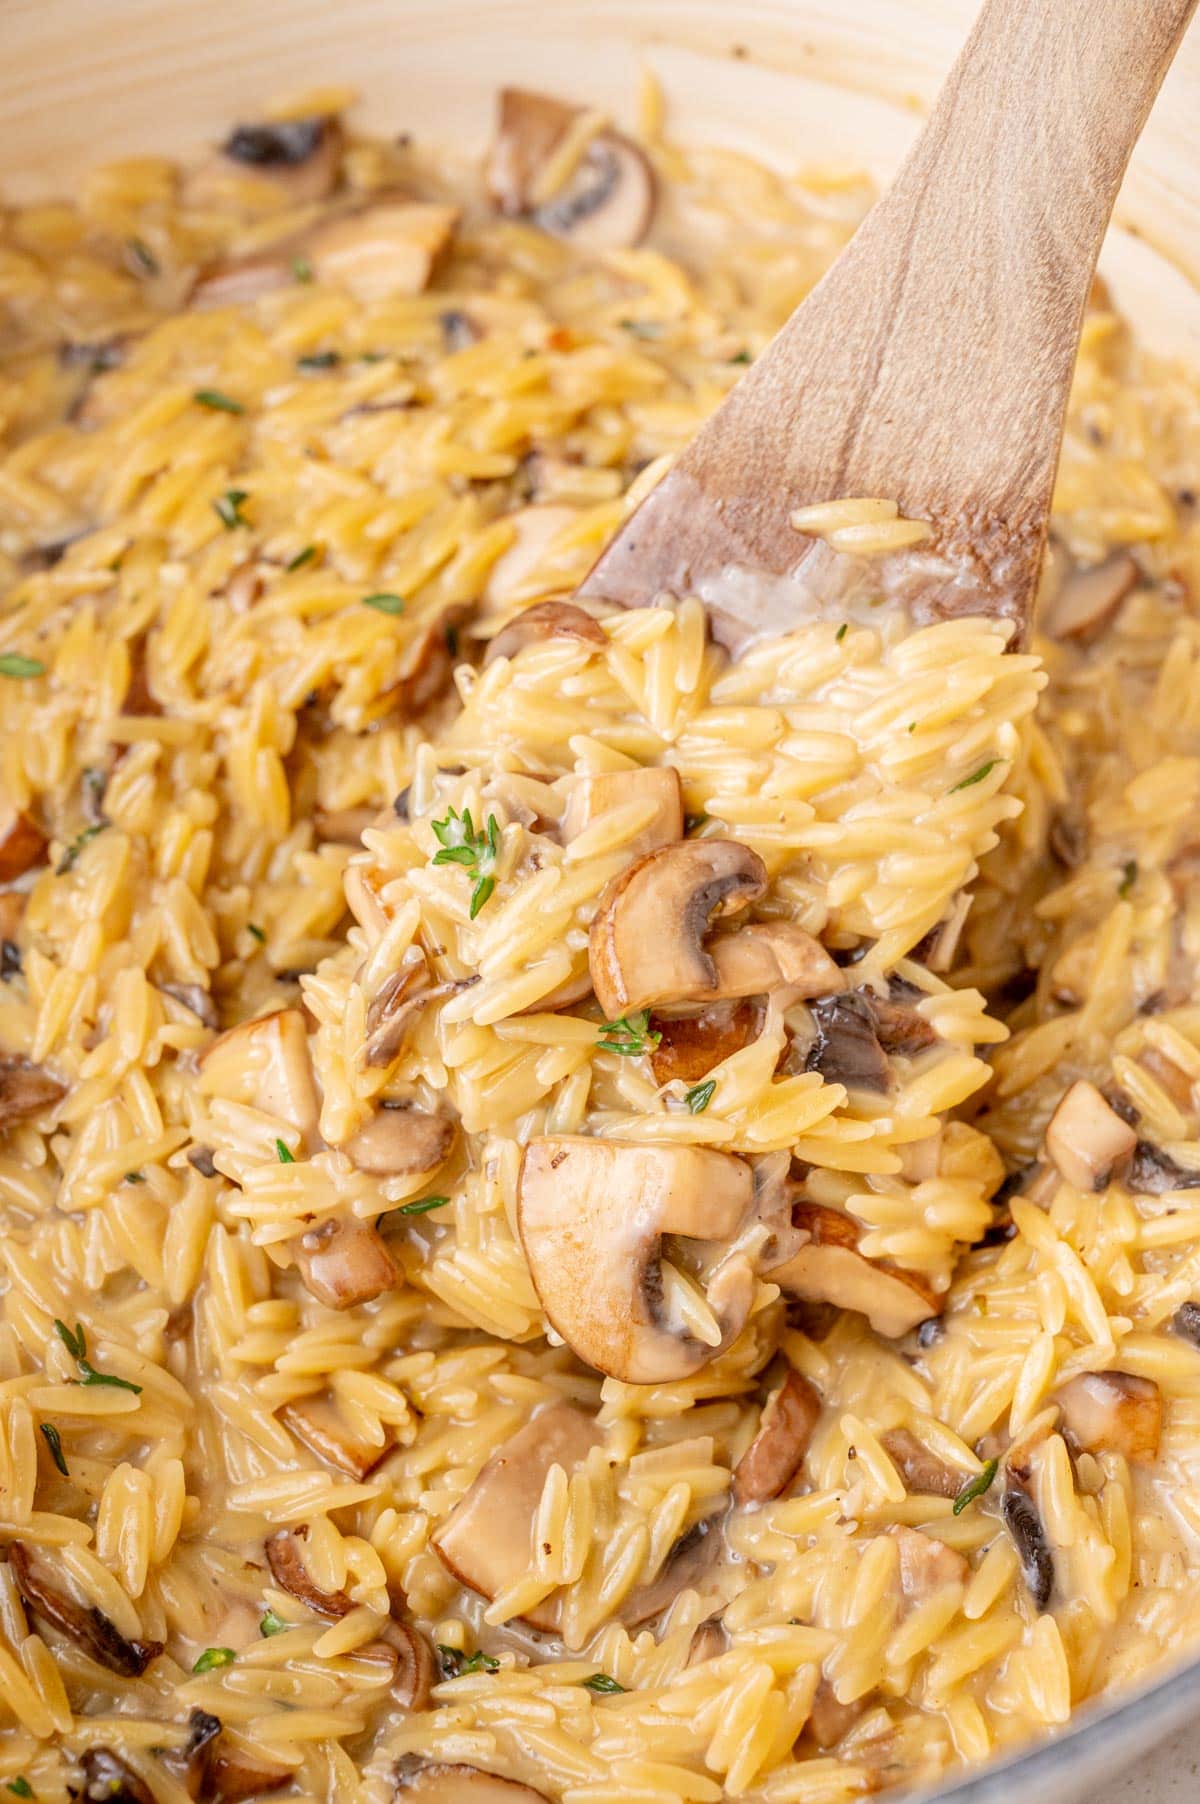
[649,1001,758,1085]
[207,1740,292,1801]
[888,1525,968,1601]
[158,982,219,1030]
[197,1008,319,1147]
[339,1102,454,1179]
[1045,1079,1137,1192]
[589,839,767,1019]
[308,202,459,303]
[293,1213,398,1310]
[1129,1139,1200,1193]
[279,1395,395,1481]
[432,1403,600,1631]
[804,993,891,1094]
[881,1429,962,1500]
[517,1138,754,1383]
[767,1203,942,1340]
[1055,1371,1161,1464]
[685,1616,728,1666]
[0,809,47,880]
[807,1679,874,1751]
[194,116,344,207]
[620,1514,724,1626]
[707,922,843,1004]
[1173,1300,1200,1346]
[485,597,608,662]
[1002,1485,1054,1612]
[487,88,656,251]
[395,1760,551,1802]
[386,619,460,722]
[8,1541,162,1677]
[732,1370,822,1504]
[80,1750,157,1804]
[562,766,682,859]
[0,1055,66,1129]
[482,508,582,610]
[170,1707,221,1802]
[868,993,939,1058]
[265,1528,354,1620]
[1041,553,1138,642]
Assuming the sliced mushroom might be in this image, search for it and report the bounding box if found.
[482,508,581,611]
[807,1679,874,1751]
[1173,1300,1200,1346]
[487,88,655,251]
[386,618,459,721]
[192,116,343,208]
[80,1750,157,1804]
[174,1708,222,1801]
[0,889,26,951]
[1001,1484,1054,1612]
[308,201,459,303]
[1055,1371,1161,1464]
[517,1138,754,1382]
[1045,1079,1137,1192]
[649,1001,758,1085]
[265,1528,354,1620]
[589,839,767,1019]
[432,1403,600,1631]
[1041,552,1138,642]
[279,1395,396,1481]
[339,1102,454,1178]
[294,1213,398,1309]
[767,1203,941,1340]
[363,969,468,1071]
[207,1741,292,1801]
[888,1525,968,1600]
[732,1371,822,1504]
[685,1616,728,1666]
[314,805,378,846]
[197,1008,319,1146]
[8,1541,162,1677]
[159,982,219,1030]
[389,1622,437,1711]
[395,1760,550,1802]
[1128,1139,1200,1193]
[706,922,843,1004]
[620,1514,724,1626]
[880,1429,961,1500]
[0,809,46,881]
[485,597,608,663]
[803,993,891,1094]
[561,765,682,861]
[868,993,939,1059]
[0,1055,66,1128]
[188,1146,219,1179]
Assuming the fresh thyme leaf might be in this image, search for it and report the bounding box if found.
[126,237,159,277]
[598,1010,661,1057]
[192,1647,236,1673]
[458,1650,500,1675]
[39,1422,68,1476]
[275,1139,295,1164]
[469,874,495,919]
[1118,859,1138,898]
[286,546,317,571]
[363,592,405,615]
[618,319,664,339]
[729,349,752,364]
[259,1609,289,1637]
[398,1194,450,1216]
[246,923,266,943]
[291,256,314,284]
[436,1643,464,1678]
[952,1457,999,1516]
[297,350,339,370]
[582,1672,627,1693]
[436,1644,497,1677]
[194,388,244,414]
[213,488,249,530]
[123,1171,145,1184]
[56,823,106,873]
[54,1317,142,1392]
[53,1319,86,1361]
[430,807,501,917]
[6,1780,33,1799]
[835,622,848,642]
[949,760,1000,794]
[0,653,45,680]
[684,1079,716,1114]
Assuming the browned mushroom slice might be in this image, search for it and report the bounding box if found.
[1129,1139,1200,1193]
[0,888,26,946]
[707,922,842,1003]
[8,1541,162,1676]
[620,1514,724,1626]
[207,1739,293,1801]
[732,1370,822,1504]
[1045,1079,1137,1192]
[517,1138,754,1383]
[1041,552,1138,641]
[390,1622,437,1711]
[279,1395,395,1481]
[197,1008,319,1146]
[396,1760,551,1802]
[80,1750,157,1804]
[0,809,47,881]
[265,1528,354,1620]
[486,598,608,663]
[167,1707,221,1801]
[339,1102,454,1178]
[385,619,459,721]
[767,1203,941,1340]
[308,202,459,303]
[880,1428,962,1500]
[314,805,379,846]
[159,982,219,1030]
[189,116,344,209]
[1002,1484,1054,1612]
[487,88,656,252]
[561,765,681,859]
[432,1403,600,1631]
[803,993,891,1094]
[0,1055,66,1128]
[807,1678,875,1750]
[482,508,582,610]
[649,1001,759,1084]
[1055,1371,1161,1464]
[868,993,939,1059]
[363,969,468,1071]
[888,1525,968,1600]
[589,840,767,1019]
[294,1213,398,1309]
[686,1616,728,1666]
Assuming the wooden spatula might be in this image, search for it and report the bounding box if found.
[578,0,1198,647]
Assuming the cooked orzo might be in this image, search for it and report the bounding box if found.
[0,74,1199,1804]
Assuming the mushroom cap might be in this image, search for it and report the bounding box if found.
[562,765,682,861]
[188,115,344,211]
[1041,551,1138,641]
[517,1137,755,1382]
[432,1403,600,1631]
[293,1213,398,1310]
[339,1102,454,1178]
[197,1007,319,1147]
[396,1761,550,1802]
[767,1202,941,1339]
[482,508,582,611]
[484,597,607,661]
[1045,1078,1137,1193]
[1055,1370,1162,1464]
[279,1395,395,1481]
[308,201,459,302]
[486,87,655,252]
[589,839,768,1020]
[265,1527,354,1620]
[732,1370,822,1504]
[706,922,842,1004]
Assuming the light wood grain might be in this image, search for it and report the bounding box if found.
[580,0,1199,644]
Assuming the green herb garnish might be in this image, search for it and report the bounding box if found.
[683,813,709,835]
[246,922,266,943]
[949,760,1000,794]
[286,546,317,571]
[618,319,664,339]
[123,1171,145,1184]
[275,1139,295,1164]
[39,1422,68,1477]
[582,1672,627,1694]
[297,351,339,370]
[127,238,159,278]
[213,489,249,530]
[436,1644,498,1678]
[259,1609,289,1637]
[192,1647,236,1673]
[952,1457,999,1516]
[363,592,405,616]
[430,807,500,921]
[598,1010,661,1058]
[56,822,106,874]
[194,388,244,415]
[684,1079,716,1114]
[53,1318,142,1394]
[6,1779,33,1799]
[291,256,314,284]
[1118,860,1138,898]
[729,349,753,365]
[835,623,848,643]
[0,654,45,680]
[398,1194,450,1216]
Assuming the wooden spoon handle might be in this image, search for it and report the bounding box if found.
[581,0,1199,640]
